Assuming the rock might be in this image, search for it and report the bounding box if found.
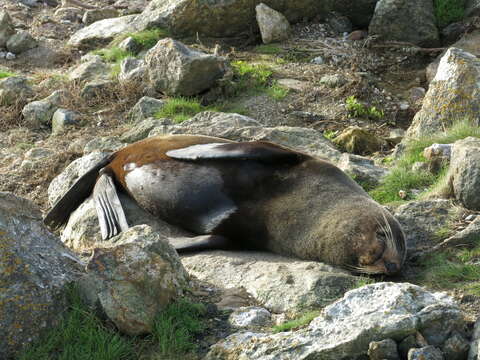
[369,0,439,47]
[145,38,227,96]
[346,29,368,41]
[121,118,171,143]
[136,0,377,38]
[0,192,80,358]
[386,128,406,144]
[68,14,139,49]
[69,56,110,82]
[319,73,347,87]
[394,200,459,252]
[181,251,357,313]
[333,126,387,155]
[441,22,467,45]
[118,36,139,53]
[443,137,480,211]
[466,0,480,17]
[408,346,444,360]
[410,87,426,103]
[6,30,38,54]
[54,7,83,22]
[399,335,420,359]
[368,339,400,360]
[468,317,480,360]
[118,57,146,82]
[82,8,120,25]
[337,153,389,187]
[206,283,464,359]
[229,307,272,328]
[5,51,14,60]
[255,3,290,44]
[276,78,309,92]
[442,331,469,360]
[0,76,34,105]
[79,225,188,335]
[128,96,166,122]
[20,147,56,170]
[150,112,342,163]
[0,10,15,48]
[52,109,81,135]
[326,11,352,34]
[80,79,115,100]
[22,90,64,128]
[311,56,325,64]
[406,48,480,139]
[83,136,124,153]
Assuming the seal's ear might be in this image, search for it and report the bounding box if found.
[166,141,307,164]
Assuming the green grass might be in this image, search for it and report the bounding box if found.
[355,276,375,288]
[345,96,384,120]
[254,44,282,55]
[0,70,15,79]
[272,311,321,333]
[150,299,206,356]
[92,47,133,63]
[129,28,169,50]
[434,0,466,28]
[18,286,135,360]
[266,83,289,100]
[369,120,480,204]
[155,97,217,123]
[231,60,273,95]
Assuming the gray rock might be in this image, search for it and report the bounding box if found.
[369,0,439,47]
[145,38,227,96]
[229,307,272,328]
[82,8,120,25]
[408,346,444,360]
[0,76,34,105]
[80,79,114,100]
[442,331,469,360]
[6,30,38,54]
[121,118,171,143]
[79,225,188,335]
[0,10,15,49]
[337,153,389,187]
[128,96,166,122]
[326,11,352,33]
[368,339,400,360]
[441,22,467,44]
[68,14,139,49]
[319,73,347,87]
[311,56,325,64]
[406,48,480,139]
[399,335,420,359]
[54,7,83,22]
[118,36,139,53]
[276,78,309,91]
[468,317,480,360]
[466,0,480,17]
[118,57,146,82]
[444,137,480,210]
[182,251,357,313]
[395,200,460,252]
[255,3,290,44]
[206,283,464,360]
[0,192,80,358]
[5,51,14,60]
[22,90,64,128]
[69,56,110,82]
[51,109,81,135]
[83,136,125,153]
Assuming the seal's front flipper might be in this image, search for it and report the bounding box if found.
[170,235,232,253]
[93,171,129,240]
[166,141,308,164]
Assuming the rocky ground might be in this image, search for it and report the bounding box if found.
[3,0,480,359]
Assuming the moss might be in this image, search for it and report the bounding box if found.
[154,97,218,123]
[434,0,466,28]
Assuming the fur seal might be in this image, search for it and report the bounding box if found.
[44,134,406,275]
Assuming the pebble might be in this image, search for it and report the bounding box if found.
[6,52,16,60]
[465,214,477,222]
[311,56,325,65]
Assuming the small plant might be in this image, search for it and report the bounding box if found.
[92,47,133,63]
[155,97,216,123]
[355,276,375,288]
[151,299,206,356]
[231,61,273,94]
[272,311,321,333]
[0,70,15,79]
[254,44,282,55]
[266,83,289,100]
[129,28,169,50]
[323,130,337,140]
[345,96,384,120]
[434,0,466,28]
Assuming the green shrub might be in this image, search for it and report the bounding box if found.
[345,96,384,120]
[434,0,466,28]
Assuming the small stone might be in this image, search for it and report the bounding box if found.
[399,102,410,110]
[128,96,166,122]
[398,190,407,199]
[319,74,347,88]
[6,30,37,54]
[52,109,81,135]
[83,136,124,153]
[228,307,272,328]
[80,80,114,100]
[408,346,444,360]
[412,162,429,172]
[255,3,290,44]
[118,36,139,53]
[311,56,325,64]
[82,8,120,25]
[466,214,477,222]
[441,331,470,360]
[6,52,15,60]
[368,338,400,360]
[118,57,146,82]
[398,335,418,359]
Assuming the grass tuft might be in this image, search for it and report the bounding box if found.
[272,311,321,333]
[129,28,169,50]
[155,97,217,123]
[231,61,273,95]
[266,83,289,100]
[0,70,15,79]
[434,0,466,28]
[254,44,282,55]
[92,47,133,63]
[345,95,384,120]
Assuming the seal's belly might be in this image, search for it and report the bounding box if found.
[123,160,237,234]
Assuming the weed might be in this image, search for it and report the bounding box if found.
[434,0,466,28]
[272,311,321,333]
[323,130,337,140]
[92,47,133,63]
[355,276,375,288]
[0,70,15,79]
[266,83,289,100]
[18,285,135,360]
[345,96,384,120]
[151,299,206,356]
[231,61,273,94]
[155,97,216,123]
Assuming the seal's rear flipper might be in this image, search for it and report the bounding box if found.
[171,235,232,253]
[93,171,129,240]
[44,154,112,230]
[166,141,307,164]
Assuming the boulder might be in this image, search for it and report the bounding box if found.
[6,30,37,54]
[0,76,34,105]
[79,225,188,335]
[333,126,387,155]
[182,251,358,313]
[0,192,80,358]
[406,48,480,139]
[51,109,81,135]
[466,0,480,17]
[255,3,290,44]
[369,0,439,47]
[68,56,110,82]
[68,14,139,49]
[82,8,120,25]
[144,38,227,96]
[121,118,171,143]
[206,282,464,360]
[80,79,115,100]
[118,57,146,82]
[128,96,166,123]
[229,307,272,328]
[22,90,64,128]
[0,10,15,49]
[337,153,389,187]
[368,339,400,360]
[408,346,444,360]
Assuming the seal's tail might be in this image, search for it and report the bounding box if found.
[43,154,112,230]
